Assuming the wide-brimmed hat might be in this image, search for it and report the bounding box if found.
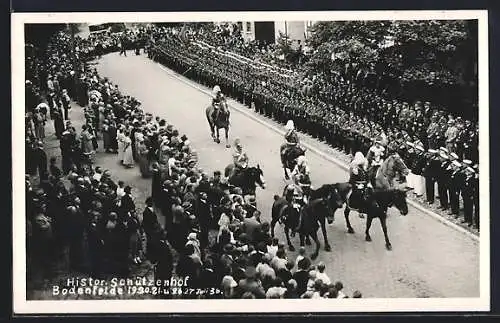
[245,195,257,206]
[221,275,238,288]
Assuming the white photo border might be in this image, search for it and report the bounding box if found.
[12,10,490,314]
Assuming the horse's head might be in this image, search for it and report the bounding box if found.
[247,164,266,189]
[391,187,411,216]
[391,154,410,178]
[328,185,345,209]
[313,197,336,224]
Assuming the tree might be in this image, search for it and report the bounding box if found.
[305,20,477,114]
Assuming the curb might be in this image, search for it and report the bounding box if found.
[133,57,478,243]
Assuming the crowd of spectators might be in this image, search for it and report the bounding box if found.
[25,29,362,299]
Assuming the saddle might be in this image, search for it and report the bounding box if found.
[348,181,369,211]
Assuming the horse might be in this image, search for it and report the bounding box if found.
[270,195,301,251]
[344,187,410,250]
[338,153,410,219]
[280,144,306,180]
[206,102,231,148]
[224,164,266,196]
[271,184,343,256]
[296,197,336,260]
[371,153,410,190]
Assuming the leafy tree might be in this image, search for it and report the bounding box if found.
[305,20,477,112]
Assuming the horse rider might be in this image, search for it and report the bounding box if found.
[283,182,307,233]
[348,151,370,218]
[232,138,249,177]
[291,155,310,186]
[366,137,385,179]
[211,85,228,122]
[280,119,301,163]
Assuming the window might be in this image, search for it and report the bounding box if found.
[246,22,252,32]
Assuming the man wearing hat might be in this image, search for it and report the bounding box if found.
[436,148,451,210]
[448,157,465,216]
[367,137,385,169]
[410,144,427,197]
[461,160,476,226]
[61,88,72,121]
[444,118,458,153]
[231,138,249,176]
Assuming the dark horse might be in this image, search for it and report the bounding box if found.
[280,145,306,180]
[271,184,343,258]
[224,164,266,196]
[347,187,409,250]
[324,182,410,250]
[206,102,230,148]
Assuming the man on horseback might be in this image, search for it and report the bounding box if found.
[348,152,370,218]
[280,120,307,180]
[231,138,249,178]
[211,85,228,123]
[291,156,310,187]
[366,138,385,182]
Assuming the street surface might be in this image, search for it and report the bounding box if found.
[94,52,479,298]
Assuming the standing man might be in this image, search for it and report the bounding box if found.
[423,149,441,205]
[61,89,72,121]
[34,141,49,181]
[444,119,458,153]
[461,161,475,226]
[447,157,464,217]
[437,149,451,211]
[119,37,127,56]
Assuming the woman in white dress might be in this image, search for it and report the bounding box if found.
[116,126,125,164]
[122,131,134,168]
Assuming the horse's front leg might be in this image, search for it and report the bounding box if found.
[283,165,290,180]
[310,232,321,260]
[284,227,295,252]
[224,128,230,148]
[380,215,392,250]
[344,206,354,233]
[320,218,331,252]
[365,215,373,242]
[215,127,221,144]
[208,122,215,140]
[299,233,305,247]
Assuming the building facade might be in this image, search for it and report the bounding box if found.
[239,21,316,45]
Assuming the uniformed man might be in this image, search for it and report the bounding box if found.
[437,148,451,211]
[447,156,464,216]
[461,163,475,226]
